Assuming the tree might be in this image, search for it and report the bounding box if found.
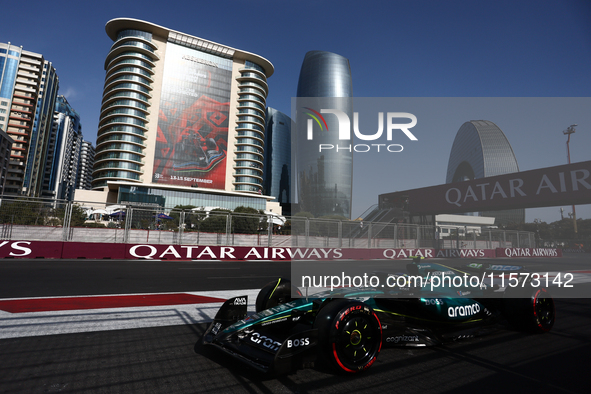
[0,198,47,225]
[232,206,262,234]
[200,209,231,233]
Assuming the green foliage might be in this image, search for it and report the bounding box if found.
[200,209,231,233]
[0,198,47,225]
[170,205,202,231]
[233,206,263,234]
[69,204,87,227]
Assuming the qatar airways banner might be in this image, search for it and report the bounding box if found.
[381,160,591,215]
[0,240,560,260]
[496,248,563,258]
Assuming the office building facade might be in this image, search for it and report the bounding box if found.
[295,50,353,218]
[91,18,275,211]
[44,96,83,200]
[0,127,14,195]
[76,140,95,190]
[0,42,59,196]
[263,107,291,214]
[446,120,525,225]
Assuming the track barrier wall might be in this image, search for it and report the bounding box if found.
[0,240,563,260]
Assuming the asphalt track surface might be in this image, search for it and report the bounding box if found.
[0,256,590,393]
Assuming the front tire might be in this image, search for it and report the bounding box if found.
[314,299,382,373]
[255,278,301,312]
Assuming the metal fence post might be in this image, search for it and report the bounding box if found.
[179,211,185,245]
[226,213,231,246]
[305,218,309,248]
[124,207,132,244]
[62,202,72,241]
[267,214,273,247]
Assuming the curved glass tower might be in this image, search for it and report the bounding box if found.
[234,61,268,193]
[90,18,275,211]
[93,28,156,187]
[295,51,353,218]
[446,120,525,225]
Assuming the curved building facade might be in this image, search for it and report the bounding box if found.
[446,120,525,225]
[90,18,275,211]
[295,51,353,218]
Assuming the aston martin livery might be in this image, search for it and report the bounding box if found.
[199,258,555,374]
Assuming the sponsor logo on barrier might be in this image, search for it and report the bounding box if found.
[383,249,435,259]
[0,241,32,257]
[436,249,487,258]
[501,248,559,257]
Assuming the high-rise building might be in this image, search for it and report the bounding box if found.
[0,42,59,196]
[90,18,275,211]
[295,51,353,218]
[0,127,14,195]
[446,120,525,225]
[76,140,95,190]
[44,96,82,201]
[263,107,291,215]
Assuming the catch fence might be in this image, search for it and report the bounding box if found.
[0,197,536,249]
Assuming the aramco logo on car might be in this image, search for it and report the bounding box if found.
[303,107,418,153]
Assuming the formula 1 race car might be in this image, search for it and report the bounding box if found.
[199,258,555,374]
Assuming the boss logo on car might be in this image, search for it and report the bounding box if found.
[287,338,310,348]
[250,332,282,351]
[423,298,443,306]
[232,297,247,306]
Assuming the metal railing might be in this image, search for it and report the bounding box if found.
[0,196,537,249]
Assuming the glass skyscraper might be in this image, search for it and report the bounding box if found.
[44,95,83,201]
[263,107,291,215]
[446,120,525,225]
[295,51,353,218]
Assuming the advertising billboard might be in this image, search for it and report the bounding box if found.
[153,43,232,189]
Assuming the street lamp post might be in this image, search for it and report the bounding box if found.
[563,125,577,235]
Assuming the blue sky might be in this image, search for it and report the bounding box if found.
[1,0,590,223]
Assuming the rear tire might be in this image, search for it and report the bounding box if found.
[504,287,555,333]
[314,299,382,373]
[255,278,302,312]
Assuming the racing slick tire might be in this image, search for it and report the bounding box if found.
[314,299,382,373]
[503,286,555,333]
[255,278,302,312]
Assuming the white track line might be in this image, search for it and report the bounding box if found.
[0,289,258,339]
